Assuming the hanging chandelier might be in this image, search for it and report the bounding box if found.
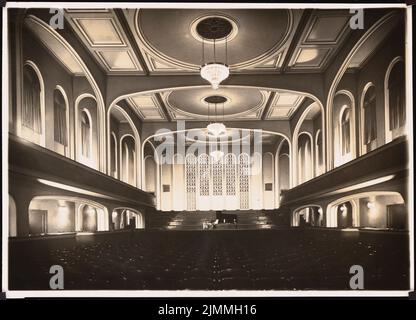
[198,17,230,90]
[201,63,229,90]
[205,95,227,138]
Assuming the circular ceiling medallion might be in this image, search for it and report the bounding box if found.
[190,14,239,44]
[204,95,228,104]
[137,9,291,68]
[196,17,233,40]
[166,87,265,119]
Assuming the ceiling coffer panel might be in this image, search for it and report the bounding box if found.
[287,9,352,72]
[65,10,144,74]
[128,94,166,121]
[266,93,304,120]
[65,9,353,75]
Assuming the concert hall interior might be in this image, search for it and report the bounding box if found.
[6,7,410,291]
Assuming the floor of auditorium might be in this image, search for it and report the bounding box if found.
[9,229,409,290]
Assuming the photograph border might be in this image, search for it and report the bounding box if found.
[2,1,414,299]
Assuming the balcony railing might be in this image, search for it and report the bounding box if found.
[281,137,408,205]
[9,134,155,208]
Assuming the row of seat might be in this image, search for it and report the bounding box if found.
[9,229,409,290]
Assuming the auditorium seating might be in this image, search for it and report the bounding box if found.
[9,229,409,290]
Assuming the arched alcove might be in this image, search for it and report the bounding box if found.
[333,91,356,167]
[120,134,137,186]
[75,95,98,169]
[111,208,145,230]
[326,192,406,229]
[297,132,313,185]
[28,196,109,236]
[291,205,323,227]
[53,86,70,157]
[292,102,324,186]
[385,57,406,143]
[20,61,46,147]
[360,83,378,155]
[107,104,141,187]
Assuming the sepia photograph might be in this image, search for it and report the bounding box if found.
[2,2,413,299]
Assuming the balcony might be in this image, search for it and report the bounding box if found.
[281,137,408,206]
[9,134,155,208]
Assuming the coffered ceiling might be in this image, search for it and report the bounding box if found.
[127,93,166,121]
[126,87,306,122]
[61,8,356,122]
[65,9,144,74]
[287,10,351,71]
[65,8,353,75]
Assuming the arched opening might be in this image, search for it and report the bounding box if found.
[111,208,145,230]
[77,203,107,232]
[29,198,75,235]
[340,108,351,156]
[333,91,356,167]
[315,129,324,176]
[325,12,402,169]
[81,111,92,158]
[361,83,378,154]
[143,128,290,211]
[81,205,97,232]
[24,15,107,172]
[385,57,406,142]
[292,102,324,186]
[297,132,313,185]
[337,202,354,228]
[20,61,45,146]
[110,132,118,178]
[76,95,98,169]
[53,86,69,157]
[291,205,323,227]
[107,105,141,187]
[120,135,137,186]
[28,197,108,236]
[326,192,406,230]
[9,195,17,237]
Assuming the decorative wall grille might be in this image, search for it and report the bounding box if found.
[199,154,210,196]
[212,156,223,196]
[239,153,250,209]
[184,153,252,210]
[225,153,236,196]
[185,154,197,210]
